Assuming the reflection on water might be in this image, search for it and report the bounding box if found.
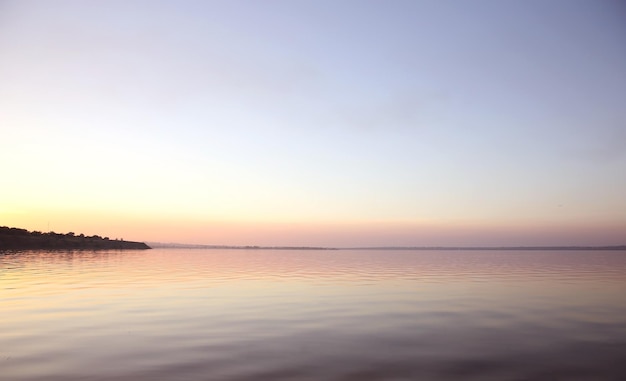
[2,249,626,380]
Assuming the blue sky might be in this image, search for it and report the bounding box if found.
[1,0,625,245]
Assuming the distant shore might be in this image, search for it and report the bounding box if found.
[0,226,151,251]
[147,242,337,250]
[148,242,626,251]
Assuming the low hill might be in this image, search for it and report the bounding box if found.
[0,226,151,251]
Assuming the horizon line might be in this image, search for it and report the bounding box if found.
[146,242,626,251]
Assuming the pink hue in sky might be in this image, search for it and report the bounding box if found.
[1,1,625,246]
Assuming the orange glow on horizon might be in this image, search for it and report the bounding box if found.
[3,208,625,247]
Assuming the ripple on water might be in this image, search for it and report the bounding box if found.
[1,249,626,380]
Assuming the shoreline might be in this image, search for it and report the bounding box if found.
[0,226,151,251]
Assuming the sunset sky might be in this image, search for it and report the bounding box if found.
[1,0,625,246]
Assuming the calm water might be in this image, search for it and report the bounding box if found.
[2,249,626,381]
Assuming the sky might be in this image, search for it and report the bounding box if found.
[1,0,625,247]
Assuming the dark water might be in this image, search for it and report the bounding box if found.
[1,249,626,380]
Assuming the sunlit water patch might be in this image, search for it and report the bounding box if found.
[2,249,626,380]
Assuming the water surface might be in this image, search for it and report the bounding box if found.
[2,249,626,380]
